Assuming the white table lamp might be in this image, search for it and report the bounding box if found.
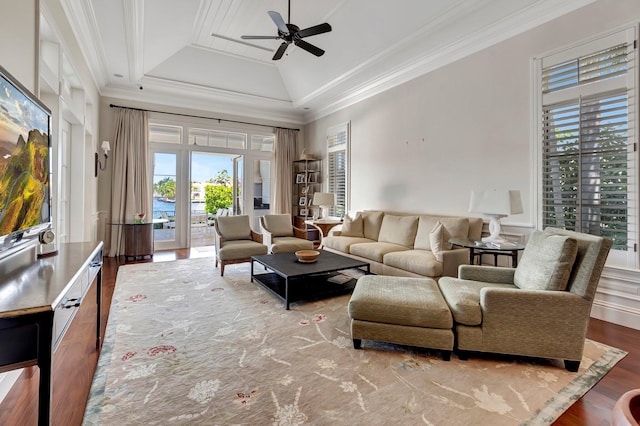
[312,192,336,220]
[469,190,523,242]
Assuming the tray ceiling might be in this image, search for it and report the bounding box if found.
[58,0,596,123]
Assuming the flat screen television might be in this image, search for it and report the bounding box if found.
[0,64,52,252]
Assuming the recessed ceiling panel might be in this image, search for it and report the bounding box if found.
[147,46,290,101]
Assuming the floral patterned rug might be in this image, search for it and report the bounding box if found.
[83,258,626,425]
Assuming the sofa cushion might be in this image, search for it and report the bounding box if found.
[362,211,384,241]
[383,250,443,277]
[429,221,446,261]
[378,215,418,247]
[340,213,364,237]
[263,215,293,237]
[350,242,409,263]
[438,278,517,326]
[217,215,252,240]
[514,231,578,291]
[323,236,374,253]
[218,240,267,260]
[270,236,314,254]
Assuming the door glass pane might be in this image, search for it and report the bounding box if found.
[252,159,271,229]
[153,152,177,243]
[190,152,243,247]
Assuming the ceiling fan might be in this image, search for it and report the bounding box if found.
[241,0,332,60]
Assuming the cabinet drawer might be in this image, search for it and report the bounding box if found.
[52,275,83,350]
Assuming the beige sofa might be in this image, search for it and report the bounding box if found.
[323,211,483,279]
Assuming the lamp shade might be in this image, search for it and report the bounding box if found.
[312,192,336,207]
[469,190,523,216]
[101,140,111,153]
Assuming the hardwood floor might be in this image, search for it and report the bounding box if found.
[0,248,637,425]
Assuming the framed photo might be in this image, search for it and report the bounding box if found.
[296,174,306,184]
[301,185,309,194]
[299,196,307,206]
[299,208,308,217]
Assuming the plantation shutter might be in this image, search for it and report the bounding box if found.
[327,122,350,217]
[540,28,636,256]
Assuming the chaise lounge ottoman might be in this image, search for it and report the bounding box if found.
[348,275,454,360]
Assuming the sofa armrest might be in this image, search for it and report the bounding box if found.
[293,226,308,240]
[251,229,263,244]
[259,218,274,248]
[458,265,516,283]
[480,288,591,356]
[441,248,469,277]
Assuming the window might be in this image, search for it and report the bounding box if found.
[189,128,246,149]
[538,28,636,265]
[326,122,350,218]
[149,123,181,144]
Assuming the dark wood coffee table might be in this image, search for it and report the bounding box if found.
[250,250,370,309]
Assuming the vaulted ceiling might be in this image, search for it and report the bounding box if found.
[59,0,595,124]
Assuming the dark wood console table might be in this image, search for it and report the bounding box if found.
[0,241,103,426]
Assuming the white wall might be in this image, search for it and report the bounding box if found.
[304,0,640,330]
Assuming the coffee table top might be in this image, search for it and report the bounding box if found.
[252,250,369,278]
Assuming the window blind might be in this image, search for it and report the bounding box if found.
[326,122,350,217]
[540,33,636,254]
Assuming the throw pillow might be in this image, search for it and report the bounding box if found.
[340,213,364,237]
[429,221,446,261]
[361,211,385,240]
[513,231,578,291]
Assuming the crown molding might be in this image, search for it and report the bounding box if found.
[59,0,109,89]
[302,0,598,122]
[102,76,305,124]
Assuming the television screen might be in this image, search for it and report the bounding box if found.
[0,65,51,249]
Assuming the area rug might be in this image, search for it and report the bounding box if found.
[83,258,626,425]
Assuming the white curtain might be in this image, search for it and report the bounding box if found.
[273,128,297,214]
[107,108,151,257]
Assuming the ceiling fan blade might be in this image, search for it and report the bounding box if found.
[241,35,281,40]
[268,11,289,35]
[294,39,325,57]
[296,23,332,39]
[272,42,288,60]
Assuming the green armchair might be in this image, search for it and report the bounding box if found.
[438,227,612,371]
[214,215,267,276]
[259,214,314,254]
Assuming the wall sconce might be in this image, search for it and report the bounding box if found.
[95,140,111,177]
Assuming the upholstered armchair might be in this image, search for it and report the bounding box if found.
[260,214,314,253]
[438,227,612,371]
[214,215,268,276]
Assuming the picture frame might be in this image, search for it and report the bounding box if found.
[299,208,308,217]
[301,185,309,195]
[296,174,306,184]
[299,196,307,206]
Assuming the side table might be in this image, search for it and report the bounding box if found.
[449,237,525,268]
[109,221,155,261]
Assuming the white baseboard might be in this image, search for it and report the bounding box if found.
[591,299,640,331]
[0,370,22,403]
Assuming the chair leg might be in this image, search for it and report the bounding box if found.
[220,262,225,277]
[564,360,580,372]
[353,339,362,349]
[441,351,451,361]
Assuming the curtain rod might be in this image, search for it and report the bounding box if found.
[109,104,300,132]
